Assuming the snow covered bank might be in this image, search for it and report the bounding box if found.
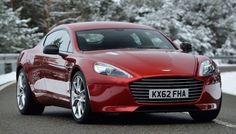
[0,71,235,96]
[0,72,16,86]
[221,72,236,96]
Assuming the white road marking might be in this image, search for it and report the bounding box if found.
[214,119,236,129]
[0,81,16,91]
[183,112,236,129]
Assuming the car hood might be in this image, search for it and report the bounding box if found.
[83,49,197,77]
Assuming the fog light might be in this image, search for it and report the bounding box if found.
[196,103,217,110]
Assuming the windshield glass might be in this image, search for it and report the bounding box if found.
[76,29,175,51]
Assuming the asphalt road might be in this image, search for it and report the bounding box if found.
[0,84,236,134]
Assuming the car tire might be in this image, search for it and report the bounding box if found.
[189,97,222,122]
[70,71,91,123]
[16,69,45,115]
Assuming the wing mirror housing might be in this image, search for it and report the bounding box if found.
[180,42,192,53]
[43,45,59,54]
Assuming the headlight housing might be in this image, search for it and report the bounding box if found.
[199,60,217,76]
[94,62,133,78]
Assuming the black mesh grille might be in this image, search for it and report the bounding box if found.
[129,77,203,103]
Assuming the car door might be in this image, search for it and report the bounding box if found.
[42,30,72,102]
[28,39,47,94]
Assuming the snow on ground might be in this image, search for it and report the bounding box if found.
[221,72,236,96]
[0,72,16,86]
[0,71,235,96]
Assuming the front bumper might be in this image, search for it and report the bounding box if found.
[87,73,221,113]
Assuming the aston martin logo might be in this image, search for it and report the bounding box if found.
[161,69,172,72]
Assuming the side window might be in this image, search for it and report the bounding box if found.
[44,32,59,46]
[67,41,73,53]
[43,30,71,53]
[58,30,70,52]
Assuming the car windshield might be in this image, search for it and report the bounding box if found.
[76,29,175,51]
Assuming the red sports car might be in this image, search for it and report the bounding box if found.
[16,22,222,123]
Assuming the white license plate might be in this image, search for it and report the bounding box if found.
[149,89,189,99]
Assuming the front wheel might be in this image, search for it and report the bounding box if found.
[70,71,90,123]
[189,98,222,122]
[16,69,45,115]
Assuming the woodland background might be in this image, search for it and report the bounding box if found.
[0,0,235,56]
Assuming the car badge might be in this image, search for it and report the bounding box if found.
[162,69,172,72]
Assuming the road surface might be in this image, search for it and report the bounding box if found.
[0,84,235,134]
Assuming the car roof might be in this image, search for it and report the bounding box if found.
[54,22,155,32]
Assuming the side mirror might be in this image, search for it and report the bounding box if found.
[180,42,192,53]
[43,45,59,54]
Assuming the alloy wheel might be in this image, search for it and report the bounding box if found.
[17,72,26,110]
[71,75,86,119]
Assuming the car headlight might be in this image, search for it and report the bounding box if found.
[94,62,133,78]
[199,60,217,76]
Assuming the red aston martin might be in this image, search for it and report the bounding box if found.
[16,22,222,123]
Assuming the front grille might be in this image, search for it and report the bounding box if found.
[129,77,203,103]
